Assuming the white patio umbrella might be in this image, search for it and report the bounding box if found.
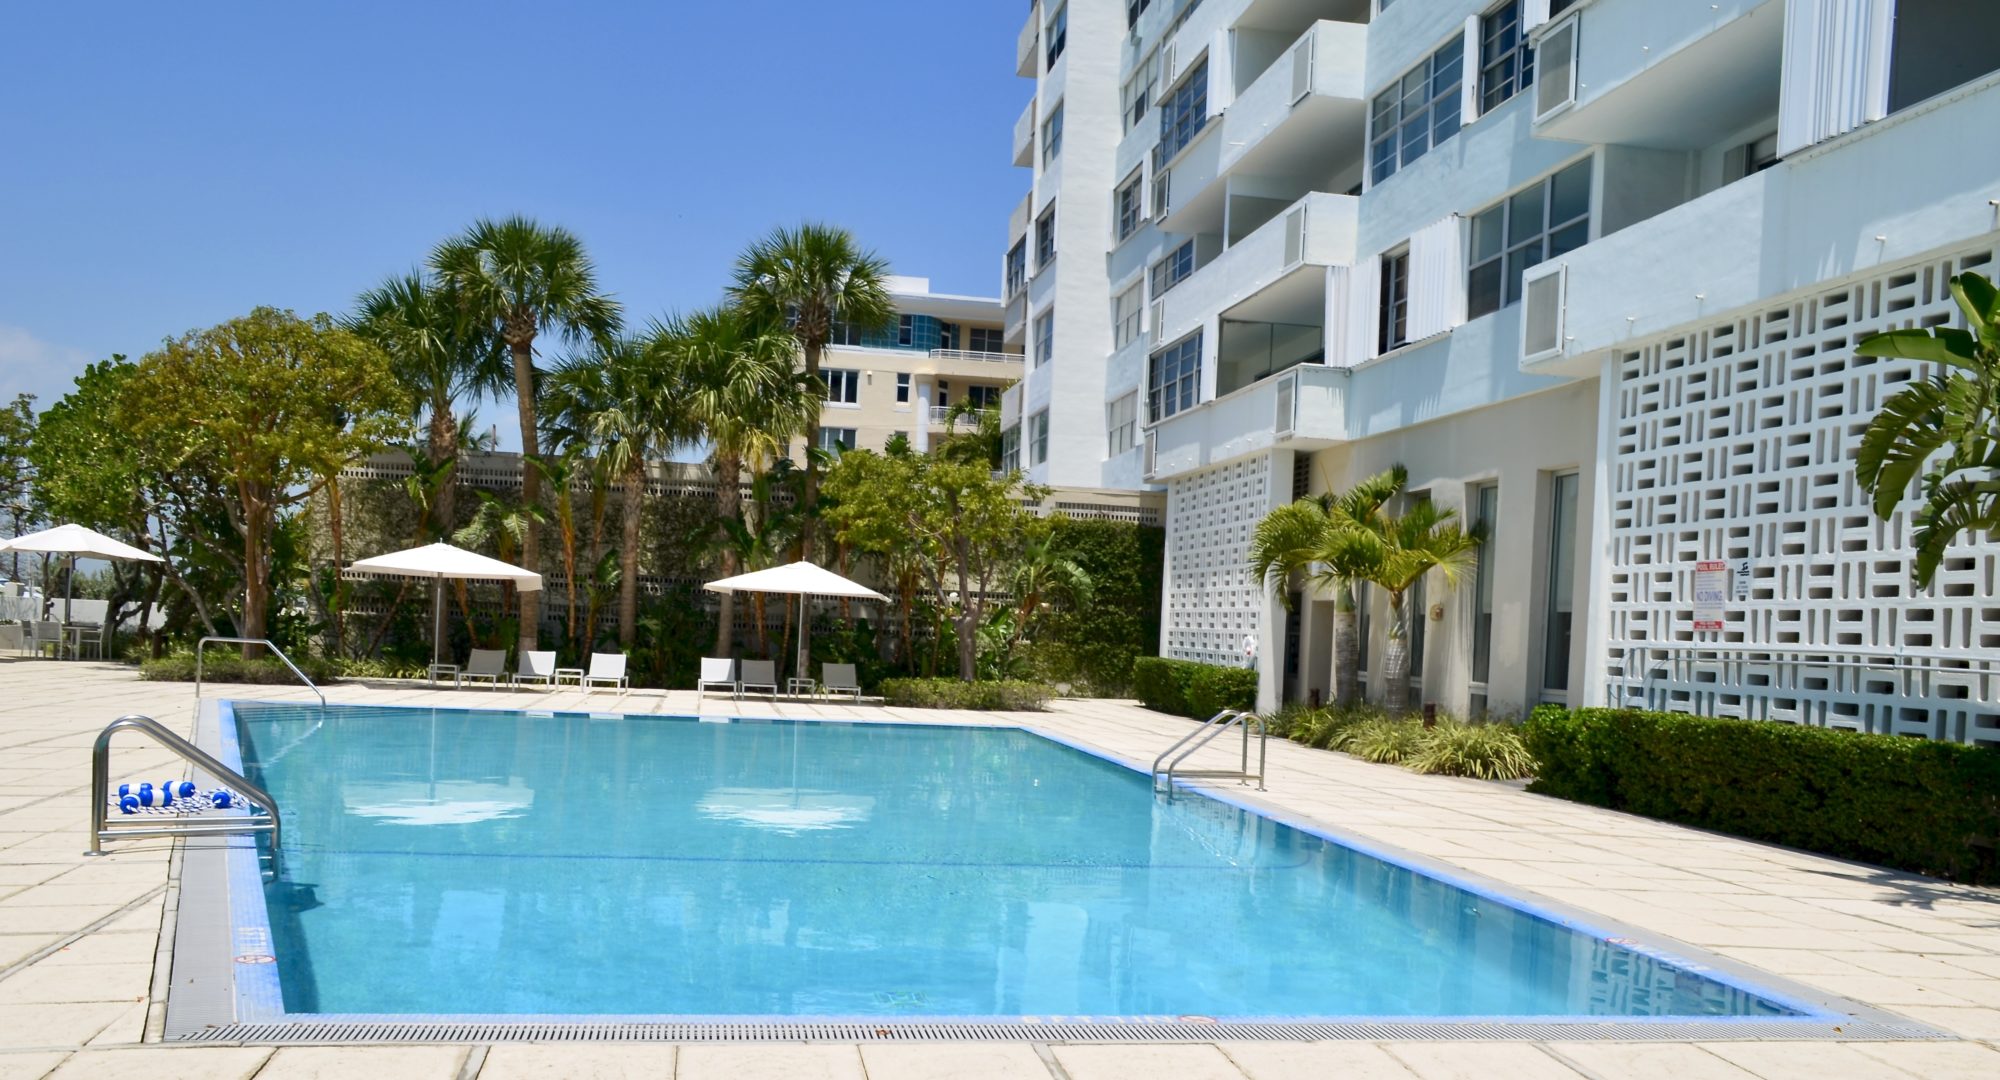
[0,523,164,625]
[703,561,887,680]
[343,542,543,668]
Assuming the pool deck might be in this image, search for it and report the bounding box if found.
[2,661,1998,1078]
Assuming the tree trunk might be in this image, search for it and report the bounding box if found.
[1333,580,1361,707]
[713,450,741,657]
[510,339,541,653]
[618,465,642,649]
[240,501,267,658]
[327,474,347,656]
[1381,592,1410,714]
[800,340,821,563]
[429,400,459,538]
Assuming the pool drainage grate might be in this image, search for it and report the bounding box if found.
[172,1016,1948,1044]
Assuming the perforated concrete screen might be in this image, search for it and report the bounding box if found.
[1605,245,2000,746]
[1165,453,1273,665]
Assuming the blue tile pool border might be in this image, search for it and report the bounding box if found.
[185,697,1943,1040]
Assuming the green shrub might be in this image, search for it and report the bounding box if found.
[1523,707,2000,884]
[1408,721,1536,780]
[878,678,1054,711]
[140,653,342,685]
[1028,518,1165,695]
[1347,716,1427,764]
[1132,657,1255,719]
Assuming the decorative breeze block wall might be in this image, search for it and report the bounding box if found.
[1164,453,1273,665]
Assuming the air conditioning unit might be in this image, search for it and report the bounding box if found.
[1521,264,1567,360]
[1535,17,1579,120]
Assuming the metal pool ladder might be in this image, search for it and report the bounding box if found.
[1151,709,1268,794]
[89,714,281,877]
[195,636,325,706]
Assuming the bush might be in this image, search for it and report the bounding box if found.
[1028,518,1165,695]
[1409,720,1537,780]
[140,653,343,685]
[1347,716,1427,764]
[1523,707,2000,884]
[1132,657,1256,719]
[879,678,1054,711]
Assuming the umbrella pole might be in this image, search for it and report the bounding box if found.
[797,593,810,686]
[64,553,74,626]
[432,576,444,670]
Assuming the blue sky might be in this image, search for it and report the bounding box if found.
[0,2,1028,441]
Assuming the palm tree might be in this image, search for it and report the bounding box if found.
[1248,466,1405,706]
[350,272,507,537]
[726,224,894,561]
[1004,532,1094,662]
[1855,271,2000,587]
[655,304,820,655]
[431,217,623,651]
[454,488,548,643]
[1353,496,1484,713]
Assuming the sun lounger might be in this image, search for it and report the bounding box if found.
[820,663,862,701]
[460,649,508,687]
[514,650,558,687]
[697,657,736,697]
[582,652,628,693]
[737,659,778,700]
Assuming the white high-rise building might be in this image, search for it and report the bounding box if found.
[1000,0,2000,743]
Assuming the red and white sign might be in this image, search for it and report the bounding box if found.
[1693,560,1727,631]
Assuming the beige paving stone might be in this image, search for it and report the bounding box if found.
[42,1047,270,1080]
[0,936,60,971]
[257,1045,469,1079]
[0,1002,132,1049]
[1052,1044,1246,1080]
[1844,1039,2000,1079]
[1217,1040,1418,1079]
[30,933,157,969]
[1886,1003,2000,1039]
[1383,1043,1583,1079]
[1546,1042,1758,1079]
[1699,1041,1923,1079]
[0,1051,67,1080]
[473,1043,672,1080]
[0,906,123,936]
[859,1042,1053,1080]
[677,1043,863,1080]
[80,999,148,1047]
[0,961,149,1005]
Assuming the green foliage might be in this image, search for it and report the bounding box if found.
[1523,707,2000,884]
[878,678,1054,711]
[1408,720,1537,779]
[1346,716,1427,763]
[139,653,343,685]
[1132,657,1256,718]
[1854,271,2000,586]
[1272,704,1534,779]
[1025,519,1163,695]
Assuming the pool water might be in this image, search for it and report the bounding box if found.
[231,703,1799,1020]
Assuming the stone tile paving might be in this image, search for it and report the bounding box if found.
[0,659,1997,1078]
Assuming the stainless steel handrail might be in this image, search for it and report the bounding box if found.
[1151,709,1268,794]
[89,714,280,874]
[196,636,325,706]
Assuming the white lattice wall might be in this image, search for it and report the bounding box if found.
[1605,244,2000,746]
[1164,454,1273,665]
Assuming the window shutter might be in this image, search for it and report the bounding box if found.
[1332,255,1381,367]
[1290,33,1314,104]
[1460,17,1481,124]
[1283,203,1308,267]
[1521,264,1567,359]
[1407,215,1466,341]
[1777,0,1893,155]
[1535,18,1579,119]
[1524,0,1551,32]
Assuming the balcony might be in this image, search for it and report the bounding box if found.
[930,349,1022,365]
[1533,0,1781,150]
[1157,191,1358,346]
[1017,4,1039,78]
[1013,97,1037,168]
[1148,363,1348,482]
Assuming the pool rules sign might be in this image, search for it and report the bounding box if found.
[1693,560,1728,631]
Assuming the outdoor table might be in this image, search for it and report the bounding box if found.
[64,624,102,660]
[786,677,818,698]
[428,663,460,687]
[554,667,586,687]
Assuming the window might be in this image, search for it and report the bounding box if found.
[1541,471,1579,698]
[1369,36,1463,185]
[1029,411,1050,466]
[935,380,950,408]
[1725,133,1780,182]
[1106,393,1138,455]
[1113,283,1144,349]
[1115,170,1146,242]
[1156,58,1208,166]
[1469,483,1498,693]
[1468,158,1590,318]
[967,384,1002,408]
[970,326,1005,353]
[1045,4,1067,68]
[1001,426,1021,473]
[1378,249,1410,353]
[1406,492,1430,679]
[1127,0,1151,29]
[938,321,959,351]
[1005,240,1027,296]
[1149,239,1194,297]
[1042,103,1064,167]
[895,372,911,403]
[1148,332,1202,422]
[1036,203,1057,270]
[818,427,857,453]
[896,313,915,347]
[1034,309,1055,368]
[1122,51,1158,132]
[821,368,859,405]
[1152,170,1171,219]
[1478,1,1534,114]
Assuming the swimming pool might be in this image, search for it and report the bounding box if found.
[186,701,1848,1030]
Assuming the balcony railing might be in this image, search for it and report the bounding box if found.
[930,349,1023,364]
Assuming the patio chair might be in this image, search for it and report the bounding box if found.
[820,663,862,702]
[0,624,20,655]
[30,621,61,659]
[582,652,629,693]
[67,623,104,661]
[697,657,736,697]
[737,659,778,700]
[460,649,509,687]
[514,650,559,687]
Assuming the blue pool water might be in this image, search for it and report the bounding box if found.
[230,703,1800,1020]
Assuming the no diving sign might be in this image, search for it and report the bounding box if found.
[1693,560,1727,631]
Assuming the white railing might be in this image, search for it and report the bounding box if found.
[930,349,1023,364]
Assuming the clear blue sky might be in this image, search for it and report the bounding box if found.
[0,1,1028,441]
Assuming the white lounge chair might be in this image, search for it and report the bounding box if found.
[697,657,736,697]
[820,663,862,702]
[514,650,558,687]
[461,649,508,687]
[582,652,628,693]
[737,659,778,700]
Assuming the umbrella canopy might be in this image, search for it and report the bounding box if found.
[702,561,886,601]
[344,543,543,669]
[0,523,163,563]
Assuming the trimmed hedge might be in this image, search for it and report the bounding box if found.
[879,678,1054,711]
[139,654,343,685]
[1523,706,2000,884]
[1132,657,1256,719]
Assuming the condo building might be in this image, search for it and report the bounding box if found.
[999,0,2000,743]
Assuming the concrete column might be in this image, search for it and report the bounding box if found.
[1255,450,1292,713]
